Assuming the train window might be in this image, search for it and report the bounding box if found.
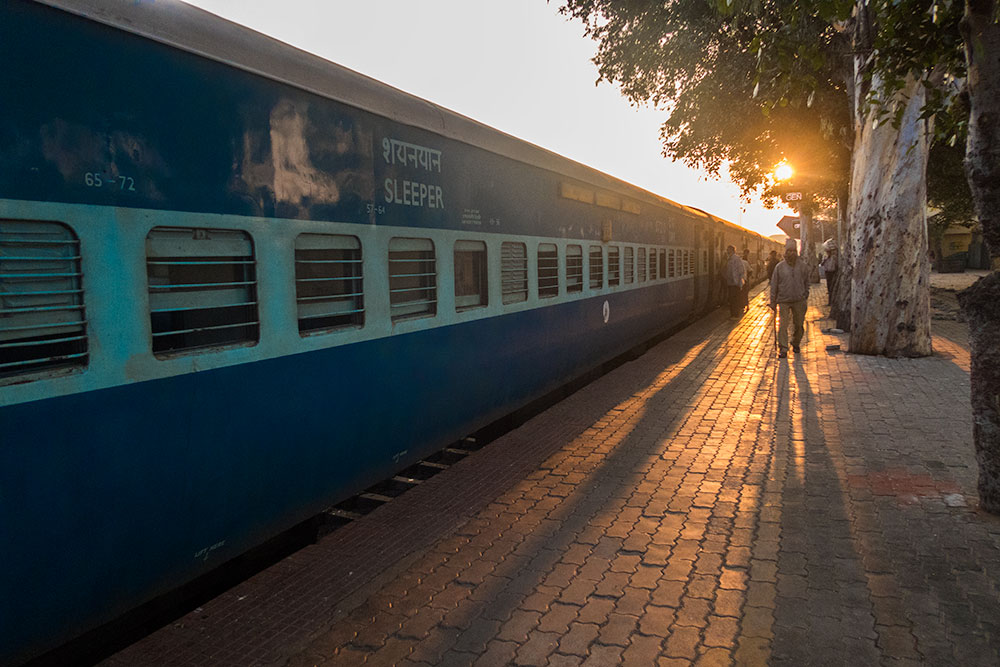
[501,242,528,305]
[637,247,647,282]
[294,234,364,334]
[648,248,657,280]
[454,240,488,311]
[685,250,692,275]
[702,250,708,274]
[668,249,676,278]
[146,227,259,354]
[538,243,559,298]
[623,247,634,284]
[608,247,620,287]
[659,249,666,279]
[566,244,583,293]
[589,246,603,289]
[0,220,88,377]
[389,237,437,321]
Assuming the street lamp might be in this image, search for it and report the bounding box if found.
[774,162,794,182]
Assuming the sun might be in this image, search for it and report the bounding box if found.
[773,162,794,181]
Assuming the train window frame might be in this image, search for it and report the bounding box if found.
[294,233,364,335]
[589,245,603,289]
[623,246,634,284]
[566,244,583,293]
[648,247,657,280]
[537,243,559,298]
[658,249,666,280]
[146,227,259,356]
[500,241,528,305]
[668,249,676,278]
[0,219,89,378]
[637,247,647,282]
[388,237,437,322]
[608,247,620,287]
[454,240,488,311]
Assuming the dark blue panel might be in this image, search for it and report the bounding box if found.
[0,1,697,245]
[0,284,687,662]
[0,1,373,223]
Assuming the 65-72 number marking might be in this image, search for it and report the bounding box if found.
[84,172,136,191]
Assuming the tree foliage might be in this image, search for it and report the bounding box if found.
[558,0,851,205]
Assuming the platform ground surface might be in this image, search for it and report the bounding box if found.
[105,286,1000,666]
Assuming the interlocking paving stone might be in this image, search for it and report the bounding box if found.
[103,286,1000,666]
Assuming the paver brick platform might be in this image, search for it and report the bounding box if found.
[105,286,1000,666]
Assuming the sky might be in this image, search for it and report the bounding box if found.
[182,0,792,238]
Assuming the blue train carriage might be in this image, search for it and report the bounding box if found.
[1,0,761,662]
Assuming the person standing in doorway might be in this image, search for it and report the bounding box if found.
[724,245,746,318]
[769,240,810,358]
[740,248,753,313]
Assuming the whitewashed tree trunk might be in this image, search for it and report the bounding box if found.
[848,72,933,357]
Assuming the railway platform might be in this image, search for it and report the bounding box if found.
[103,285,1000,666]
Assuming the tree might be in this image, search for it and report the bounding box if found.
[558,0,852,205]
[956,0,1000,513]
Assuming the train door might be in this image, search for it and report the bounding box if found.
[693,224,702,313]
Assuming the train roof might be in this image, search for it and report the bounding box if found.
[34,0,774,242]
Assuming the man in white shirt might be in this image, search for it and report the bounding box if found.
[769,240,810,358]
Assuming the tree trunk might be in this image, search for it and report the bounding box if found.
[959,0,1000,514]
[831,190,851,327]
[847,72,933,357]
[799,202,819,283]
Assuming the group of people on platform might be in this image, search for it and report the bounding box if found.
[723,238,834,359]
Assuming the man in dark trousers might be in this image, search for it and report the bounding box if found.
[769,240,810,358]
[724,245,746,318]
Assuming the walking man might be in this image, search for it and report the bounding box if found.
[724,245,746,318]
[769,240,810,358]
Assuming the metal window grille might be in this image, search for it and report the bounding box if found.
[537,244,559,298]
[455,240,488,310]
[685,250,691,275]
[146,227,259,354]
[624,247,634,284]
[0,220,88,376]
[637,247,646,282]
[669,249,676,278]
[658,249,666,279]
[389,237,436,321]
[501,242,528,305]
[608,247,620,287]
[589,246,603,289]
[702,250,708,274]
[566,244,583,293]
[294,233,364,334]
[649,248,657,280]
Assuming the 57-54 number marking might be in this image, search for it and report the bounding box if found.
[84,172,136,192]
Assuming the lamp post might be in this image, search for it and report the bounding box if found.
[773,162,818,282]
